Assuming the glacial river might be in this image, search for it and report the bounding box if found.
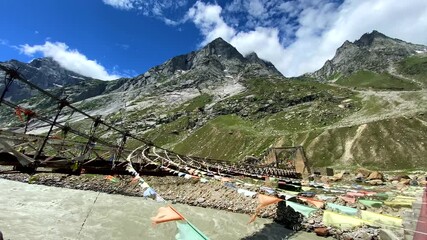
[0,179,323,240]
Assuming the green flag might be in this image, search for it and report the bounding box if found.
[287,201,317,217]
[175,221,209,240]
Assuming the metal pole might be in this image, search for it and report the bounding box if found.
[82,116,101,155]
[0,72,15,104]
[114,132,128,163]
[35,99,67,159]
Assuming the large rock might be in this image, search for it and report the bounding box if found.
[274,201,303,229]
[314,227,329,237]
[357,168,372,178]
[367,171,384,180]
[378,229,400,240]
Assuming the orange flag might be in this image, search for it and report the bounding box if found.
[105,175,114,180]
[249,194,283,223]
[220,177,232,182]
[297,196,325,209]
[151,206,184,225]
[131,176,141,184]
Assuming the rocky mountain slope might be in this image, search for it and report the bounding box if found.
[312,30,427,81]
[1,32,427,170]
[112,37,282,93]
[0,57,99,101]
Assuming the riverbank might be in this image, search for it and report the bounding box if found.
[1,166,425,240]
[0,166,277,217]
[0,178,326,240]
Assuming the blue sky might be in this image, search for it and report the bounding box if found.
[1,0,427,79]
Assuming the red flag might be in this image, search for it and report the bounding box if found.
[339,195,356,204]
[15,107,24,122]
[249,194,283,223]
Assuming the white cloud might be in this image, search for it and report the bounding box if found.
[20,41,121,80]
[187,0,427,77]
[283,0,427,76]
[187,1,236,45]
[0,39,8,45]
[230,27,286,66]
[102,0,134,10]
[103,0,427,76]
[103,0,188,25]
[247,0,266,17]
[116,43,130,50]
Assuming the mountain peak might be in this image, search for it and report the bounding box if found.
[202,37,245,61]
[29,57,60,68]
[245,52,269,65]
[312,30,427,80]
[354,30,388,47]
[209,37,227,44]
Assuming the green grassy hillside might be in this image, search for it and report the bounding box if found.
[398,55,427,87]
[335,70,420,90]
[134,76,427,170]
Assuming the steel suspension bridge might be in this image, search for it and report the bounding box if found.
[0,65,302,181]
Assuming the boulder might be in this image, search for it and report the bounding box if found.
[367,171,384,180]
[355,172,364,180]
[399,178,410,185]
[314,227,329,237]
[378,229,400,240]
[333,171,345,180]
[320,176,330,184]
[357,168,372,177]
[366,179,384,185]
[391,175,410,181]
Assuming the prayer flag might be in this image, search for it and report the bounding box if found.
[175,221,209,240]
[151,206,184,224]
[287,201,317,217]
[339,195,356,204]
[105,175,118,183]
[131,176,141,184]
[297,196,325,209]
[151,206,210,239]
[15,107,24,122]
[144,187,157,198]
[249,194,283,223]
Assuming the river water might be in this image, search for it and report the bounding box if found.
[0,179,323,240]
